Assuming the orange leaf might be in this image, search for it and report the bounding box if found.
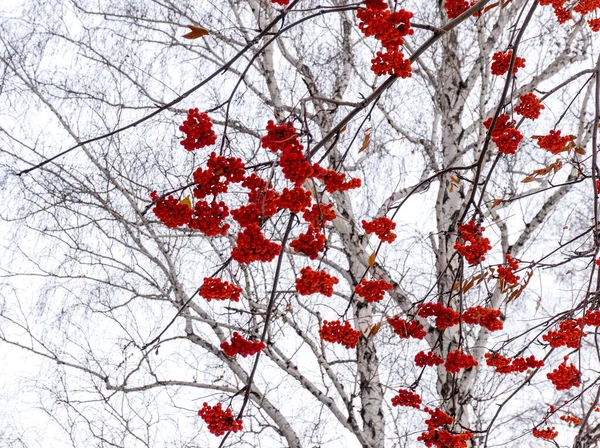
[575,147,586,155]
[183,25,209,39]
[368,322,382,338]
[369,252,376,267]
[521,176,537,183]
[492,198,503,208]
[359,132,371,153]
[483,1,499,12]
[180,195,192,209]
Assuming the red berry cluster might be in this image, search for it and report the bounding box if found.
[485,352,544,374]
[547,361,581,390]
[387,316,426,339]
[584,309,600,326]
[483,114,523,155]
[490,50,526,76]
[391,389,422,408]
[542,319,585,348]
[538,0,572,23]
[271,0,289,5]
[290,224,326,260]
[319,320,361,349]
[356,0,413,78]
[295,266,339,297]
[221,332,265,357]
[313,164,362,193]
[231,224,281,264]
[355,278,393,303]
[497,254,520,286]
[415,351,444,367]
[514,92,545,120]
[193,152,245,199]
[418,302,460,330]
[150,191,194,228]
[418,407,473,448]
[362,216,397,243]
[462,306,503,331]
[444,0,475,19]
[532,427,558,440]
[444,349,478,374]
[199,277,242,302]
[560,415,581,425]
[303,203,336,226]
[590,18,600,31]
[574,0,600,14]
[537,130,571,154]
[198,402,243,436]
[454,220,492,265]
[179,109,217,151]
[278,186,312,214]
[188,200,230,236]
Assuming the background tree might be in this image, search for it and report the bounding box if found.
[1,0,600,447]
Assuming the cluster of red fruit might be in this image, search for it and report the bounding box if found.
[443,0,476,18]
[462,306,503,331]
[391,389,422,408]
[418,302,460,330]
[514,92,545,120]
[150,192,194,228]
[444,349,478,374]
[362,216,397,243]
[532,426,558,440]
[560,415,581,426]
[496,254,520,286]
[454,220,492,265]
[387,316,426,339]
[483,114,523,155]
[199,278,242,302]
[221,332,266,357]
[485,352,544,374]
[547,360,581,390]
[355,278,393,303]
[319,320,361,349]
[231,224,281,264]
[415,351,444,367]
[543,319,585,349]
[356,0,413,78]
[179,108,217,151]
[295,266,339,297]
[537,130,571,154]
[418,407,473,448]
[198,402,243,436]
[490,50,526,76]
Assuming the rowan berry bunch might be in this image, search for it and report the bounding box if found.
[198,402,244,436]
[362,216,397,243]
[418,407,473,448]
[537,130,571,154]
[547,360,581,390]
[538,0,571,23]
[483,114,523,155]
[356,0,413,77]
[295,266,339,297]
[490,50,526,76]
[150,191,194,228]
[590,18,600,31]
[199,277,242,302]
[221,332,266,357]
[391,389,422,408]
[415,351,444,367]
[231,224,281,264]
[355,278,393,303]
[188,200,230,236]
[543,319,585,349]
[179,108,217,151]
[387,316,426,339]
[277,186,312,214]
[444,0,475,18]
[417,302,460,330]
[289,224,326,260]
[532,427,558,440]
[319,320,361,349]
[462,306,503,331]
[485,352,544,374]
[497,254,520,285]
[444,350,478,374]
[454,220,492,265]
[303,203,336,226]
[313,164,362,193]
[514,92,545,119]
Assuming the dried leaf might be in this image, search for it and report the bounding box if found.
[521,176,537,183]
[575,147,586,155]
[368,252,376,267]
[463,277,476,294]
[183,25,209,39]
[340,125,347,134]
[492,198,503,208]
[450,175,459,184]
[180,195,192,209]
[359,132,371,153]
[483,1,499,12]
[368,322,382,338]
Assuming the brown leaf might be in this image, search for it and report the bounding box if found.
[358,132,371,153]
[575,147,586,155]
[180,195,192,209]
[368,252,376,267]
[521,176,537,183]
[492,198,503,208]
[340,125,347,134]
[483,1,499,12]
[463,277,476,294]
[183,25,209,39]
[368,322,382,338]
